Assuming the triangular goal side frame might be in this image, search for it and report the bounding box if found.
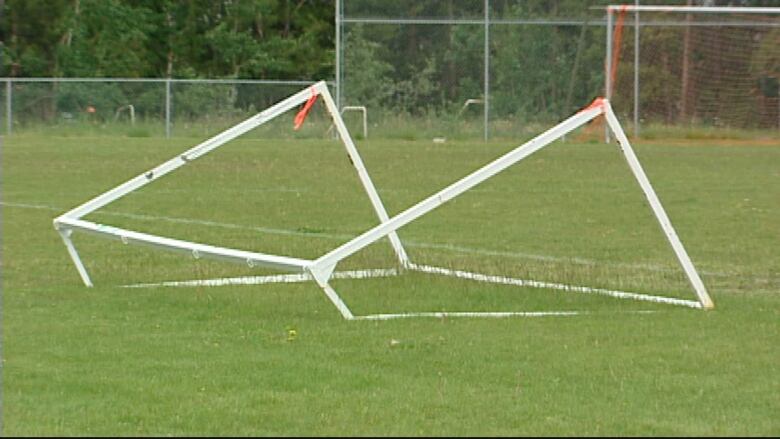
[55,86,714,320]
[53,82,409,312]
[304,97,714,318]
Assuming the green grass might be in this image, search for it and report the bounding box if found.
[3,130,779,435]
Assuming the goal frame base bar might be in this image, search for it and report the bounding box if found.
[122,261,699,320]
[122,263,701,310]
[54,84,714,320]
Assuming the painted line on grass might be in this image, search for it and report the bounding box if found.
[124,268,399,288]
[122,263,699,309]
[1,200,746,279]
[3,201,355,240]
[353,310,660,320]
[408,263,703,309]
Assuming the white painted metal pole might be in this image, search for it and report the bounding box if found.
[311,278,355,320]
[59,84,320,221]
[56,229,94,287]
[313,104,605,270]
[318,86,410,266]
[363,108,367,138]
[607,5,780,14]
[57,218,311,272]
[54,81,401,298]
[602,101,714,309]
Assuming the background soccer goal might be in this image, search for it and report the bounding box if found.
[606,4,780,138]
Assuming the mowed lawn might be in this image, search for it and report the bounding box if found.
[2,130,778,436]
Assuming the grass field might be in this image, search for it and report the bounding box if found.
[2,123,779,435]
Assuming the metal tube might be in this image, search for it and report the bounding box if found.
[339,17,779,27]
[60,83,323,220]
[58,218,311,272]
[603,101,713,309]
[318,90,409,266]
[607,5,780,14]
[57,229,94,287]
[313,104,605,269]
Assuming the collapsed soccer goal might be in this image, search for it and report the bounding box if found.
[53,81,714,320]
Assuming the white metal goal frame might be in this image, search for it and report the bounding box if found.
[54,82,714,320]
[604,4,780,141]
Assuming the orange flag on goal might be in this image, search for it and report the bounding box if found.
[293,88,318,130]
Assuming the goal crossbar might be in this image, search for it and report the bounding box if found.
[55,83,714,320]
[606,5,780,14]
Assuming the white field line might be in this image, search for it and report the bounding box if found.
[123,263,700,309]
[4,201,356,240]
[2,200,739,277]
[124,264,700,310]
[408,263,703,309]
[123,264,701,310]
[123,268,399,288]
[353,310,659,320]
[9,202,703,311]
[404,240,678,273]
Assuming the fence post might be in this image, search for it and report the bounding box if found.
[605,8,613,143]
[634,0,640,138]
[5,79,11,135]
[335,0,341,111]
[484,0,489,142]
[165,79,171,138]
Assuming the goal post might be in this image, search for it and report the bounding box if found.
[605,4,780,139]
[54,82,714,320]
[325,105,368,139]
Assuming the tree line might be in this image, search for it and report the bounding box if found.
[1,0,777,128]
[1,0,334,79]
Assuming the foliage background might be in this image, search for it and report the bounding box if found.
[1,1,778,132]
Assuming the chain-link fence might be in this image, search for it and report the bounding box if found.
[337,0,779,141]
[3,1,778,141]
[0,78,332,138]
[336,0,614,141]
